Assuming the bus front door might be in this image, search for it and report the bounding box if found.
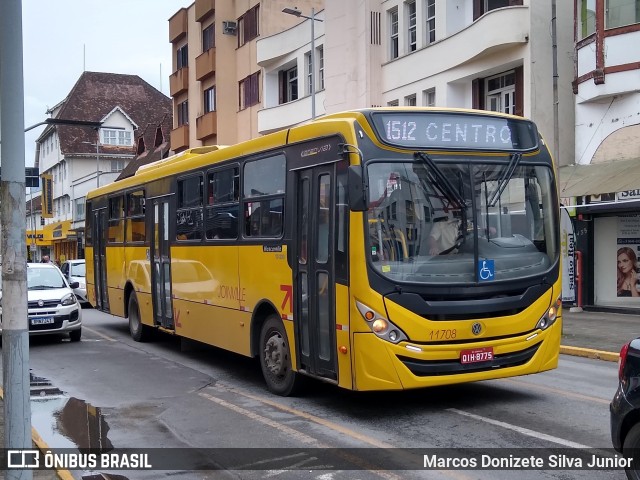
[150,197,174,329]
[92,208,109,312]
[295,165,337,381]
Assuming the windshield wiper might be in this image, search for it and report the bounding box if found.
[487,153,522,207]
[414,152,467,209]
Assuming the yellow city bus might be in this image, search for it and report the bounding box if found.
[85,108,561,396]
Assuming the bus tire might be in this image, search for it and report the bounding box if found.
[259,315,301,396]
[128,293,150,342]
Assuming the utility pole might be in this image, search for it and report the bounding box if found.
[551,0,560,176]
[1,2,33,479]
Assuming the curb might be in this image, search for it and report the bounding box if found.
[560,345,619,362]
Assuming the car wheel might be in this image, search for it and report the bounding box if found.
[259,315,303,396]
[623,423,640,480]
[69,328,81,342]
[128,292,150,342]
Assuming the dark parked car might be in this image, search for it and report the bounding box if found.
[611,339,640,479]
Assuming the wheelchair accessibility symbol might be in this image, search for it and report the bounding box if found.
[478,259,495,281]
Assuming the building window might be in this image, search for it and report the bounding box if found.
[238,4,259,47]
[75,197,85,222]
[102,129,132,146]
[318,46,324,90]
[606,0,640,29]
[405,94,417,106]
[204,87,216,113]
[578,0,596,39]
[389,7,399,59]
[280,66,298,104]
[407,1,417,52]
[475,0,522,20]
[425,0,436,44]
[239,72,260,110]
[111,159,125,172]
[202,23,215,51]
[306,53,312,96]
[177,100,189,126]
[177,44,188,69]
[485,71,516,115]
[387,99,399,106]
[423,88,436,106]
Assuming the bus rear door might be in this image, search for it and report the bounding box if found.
[150,196,174,329]
[92,207,109,311]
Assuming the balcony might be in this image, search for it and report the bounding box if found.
[195,48,216,81]
[195,0,215,22]
[169,8,188,43]
[196,111,217,140]
[258,90,326,135]
[170,125,190,151]
[169,67,189,96]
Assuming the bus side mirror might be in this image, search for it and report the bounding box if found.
[348,165,367,212]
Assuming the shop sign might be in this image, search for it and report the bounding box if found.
[617,190,640,201]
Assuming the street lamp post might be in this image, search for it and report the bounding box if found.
[282,7,323,120]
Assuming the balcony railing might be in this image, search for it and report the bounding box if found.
[169,67,189,96]
[170,124,190,151]
[195,48,216,81]
[169,8,188,43]
[196,111,217,140]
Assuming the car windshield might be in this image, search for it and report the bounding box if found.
[365,154,558,284]
[70,262,86,277]
[28,268,67,290]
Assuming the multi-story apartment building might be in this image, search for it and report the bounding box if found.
[560,0,640,310]
[258,0,575,169]
[168,0,324,150]
[35,72,172,262]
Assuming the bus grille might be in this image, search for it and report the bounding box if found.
[397,343,540,377]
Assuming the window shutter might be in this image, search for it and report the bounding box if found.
[514,66,524,117]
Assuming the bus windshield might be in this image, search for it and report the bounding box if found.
[365,155,558,284]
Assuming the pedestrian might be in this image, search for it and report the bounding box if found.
[617,247,640,297]
[41,255,51,263]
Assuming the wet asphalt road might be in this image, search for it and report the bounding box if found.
[1,308,627,480]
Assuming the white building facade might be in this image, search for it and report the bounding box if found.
[257,0,576,170]
[560,0,640,310]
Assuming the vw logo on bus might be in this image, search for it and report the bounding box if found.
[38,299,44,307]
[471,322,482,336]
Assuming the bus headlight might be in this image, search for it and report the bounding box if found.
[356,300,408,344]
[536,295,562,330]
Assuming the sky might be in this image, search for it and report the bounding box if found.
[20,0,192,170]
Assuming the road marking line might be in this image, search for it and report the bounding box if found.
[208,383,471,480]
[501,378,611,405]
[83,325,117,342]
[199,391,402,479]
[447,408,591,449]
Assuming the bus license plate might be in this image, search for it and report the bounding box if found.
[460,347,494,364]
[31,317,54,326]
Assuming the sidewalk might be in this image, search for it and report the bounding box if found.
[0,308,637,479]
[561,308,639,361]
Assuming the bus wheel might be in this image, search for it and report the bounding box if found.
[128,293,150,342]
[259,315,301,396]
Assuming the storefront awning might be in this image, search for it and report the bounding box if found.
[43,220,74,241]
[559,158,640,198]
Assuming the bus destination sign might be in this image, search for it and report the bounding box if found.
[371,112,538,151]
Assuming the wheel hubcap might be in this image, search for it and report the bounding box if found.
[264,332,286,376]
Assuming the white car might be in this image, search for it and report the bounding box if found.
[60,259,88,305]
[0,263,82,341]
